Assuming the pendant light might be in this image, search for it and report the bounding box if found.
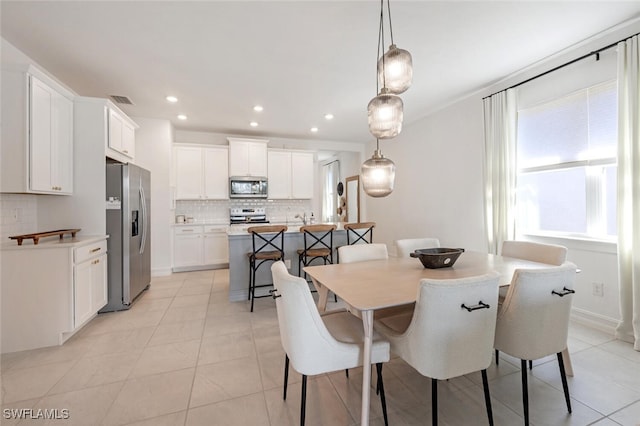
[361,139,396,198]
[368,0,406,139]
[376,0,413,94]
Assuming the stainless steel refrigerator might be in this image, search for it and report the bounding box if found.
[101,163,151,312]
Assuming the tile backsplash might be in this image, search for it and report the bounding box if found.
[0,194,38,240]
[175,199,313,224]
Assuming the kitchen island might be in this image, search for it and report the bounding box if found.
[227,223,347,301]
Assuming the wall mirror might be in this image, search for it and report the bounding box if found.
[345,175,360,223]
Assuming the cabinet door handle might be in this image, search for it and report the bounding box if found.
[90,247,102,253]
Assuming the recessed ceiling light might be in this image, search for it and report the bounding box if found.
[310,127,319,133]
[166,95,178,103]
[250,121,259,127]
[177,114,187,120]
[324,113,334,120]
[253,105,263,112]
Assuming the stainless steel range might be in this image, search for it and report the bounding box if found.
[230,207,269,224]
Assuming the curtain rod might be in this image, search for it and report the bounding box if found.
[483,32,638,100]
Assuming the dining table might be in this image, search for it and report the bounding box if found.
[304,249,574,426]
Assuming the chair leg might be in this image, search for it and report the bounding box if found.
[345,369,349,378]
[432,378,438,426]
[557,352,572,413]
[300,374,307,426]
[283,354,289,400]
[481,369,494,426]
[495,349,499,365]
[529,360,533,370]
[376,363,389,426]
[521,359,529,426]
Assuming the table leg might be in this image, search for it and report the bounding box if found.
[561,347,573,377]
[361,309,373,426]
[310,277,329,312]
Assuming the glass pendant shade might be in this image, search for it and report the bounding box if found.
[361,149,396,197]
[377,44,413,94]
[367,88,403,139]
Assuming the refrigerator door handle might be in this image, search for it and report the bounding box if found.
[139,186,148,255]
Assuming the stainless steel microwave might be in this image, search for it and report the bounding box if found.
[229,176,268,198]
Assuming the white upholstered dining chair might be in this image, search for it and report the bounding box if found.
[494,263,577,426]
[337,242,388,264]
[497,240,568,367]
[270,261,391,425]
[395,237,440,258]
[374,272,500,426]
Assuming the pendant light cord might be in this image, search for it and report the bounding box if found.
[377,0,386,91]
[386,0,394,45]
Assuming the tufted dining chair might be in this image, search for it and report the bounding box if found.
[395,237,441,258]
[494,263,578,426]
[374,272,500,426]
[271,261,391,426]
[497,240,568,367]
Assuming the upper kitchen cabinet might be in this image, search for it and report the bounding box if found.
[174,144,228,200]
[107,108,137,161]
[1,65,74,195]
[74,97,138,164]
[267,149,314,199]
[228,137,268,177]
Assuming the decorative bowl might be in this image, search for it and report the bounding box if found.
[410,248,465,269]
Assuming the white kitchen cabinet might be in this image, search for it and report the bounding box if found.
[203,226,229,265]
[73,239,108,328]
[228,138,268,177]
[175,145,229,200]
[173,225,229,271]
[267,149,314,199]
[1,65,74,194]
[107,106,137,161]
[0,236,108,353]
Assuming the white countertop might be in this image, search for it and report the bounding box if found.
[1,234,109,251]
[227,222,345,236]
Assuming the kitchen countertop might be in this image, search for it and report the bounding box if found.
[227,222,345,236]
[1,234,109,250]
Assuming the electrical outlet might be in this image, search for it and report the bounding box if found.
[284,259,291,269]
[592,282,604,297]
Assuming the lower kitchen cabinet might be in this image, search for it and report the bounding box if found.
[0,236,108,354]
[173,225,229,271]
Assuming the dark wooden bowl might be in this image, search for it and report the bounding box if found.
[410,248,465,269]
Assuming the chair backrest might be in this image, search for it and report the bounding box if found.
[270,261,353,375]
[248,225,287,255]
[393,272,500,380]
[344,222,376,245]
[494,262,577,360]
[395,237,440,258]
[501,240,567,265]
[300,224,336,253]
[338,243,388,264]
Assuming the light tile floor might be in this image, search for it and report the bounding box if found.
[2,269,640,425]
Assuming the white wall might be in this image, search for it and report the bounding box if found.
[367,95,487,253]
[132,117,174,276]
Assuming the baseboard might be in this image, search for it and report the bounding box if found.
[172,263,229,273]
[570,307,619,336]
[152,268,173,277]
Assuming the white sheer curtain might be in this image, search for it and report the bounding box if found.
[483,89,518,254]
[616,35,640,351]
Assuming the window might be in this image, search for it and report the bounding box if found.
[322,160,340,223]
[515,80,617,239]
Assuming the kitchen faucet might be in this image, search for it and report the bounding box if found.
[295,212,307,225]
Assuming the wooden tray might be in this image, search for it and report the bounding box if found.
[9,229,81,246]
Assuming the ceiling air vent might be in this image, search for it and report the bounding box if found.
[110,95,134,105]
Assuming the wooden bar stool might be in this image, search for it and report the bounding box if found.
[247,225,287,312]
[297,224,336,280]
[344,221,376,245]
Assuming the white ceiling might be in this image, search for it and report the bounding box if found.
[2,1,640,144]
